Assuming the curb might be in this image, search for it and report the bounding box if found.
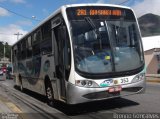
[146,76,160,83]
[146,80,160,83]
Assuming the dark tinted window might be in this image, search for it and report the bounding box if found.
[42,21,52,41]
[21,39,26,59]
[17,43,21,60]
[41,21,52,54]
[26,36,32,58]
[33,29,41,56]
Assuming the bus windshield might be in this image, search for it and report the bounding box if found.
[67,6,144,75]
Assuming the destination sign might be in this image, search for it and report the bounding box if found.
[76,9,122,16]
[66,6,135,21]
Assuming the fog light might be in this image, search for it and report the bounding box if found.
[75,80,99,88]
[87,81,92,86]
[81,81,86,86]
[76,80,81,84]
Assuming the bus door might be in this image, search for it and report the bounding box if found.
[52,17,69,100]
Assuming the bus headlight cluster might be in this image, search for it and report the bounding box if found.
[75,80,99,88]
[132,73,145,83]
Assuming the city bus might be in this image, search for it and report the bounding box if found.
[12,4,146,105]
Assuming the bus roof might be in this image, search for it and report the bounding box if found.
[64,3,131,9]
[12,4,132,47]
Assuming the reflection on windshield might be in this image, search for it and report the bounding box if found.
[71,19,143,74]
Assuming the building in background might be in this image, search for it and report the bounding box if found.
[144,48,160,74]
[142,36,160,75]
[0,57,11,67]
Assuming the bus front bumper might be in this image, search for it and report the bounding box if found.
[66,79,146,104]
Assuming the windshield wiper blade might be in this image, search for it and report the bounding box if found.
[85,17,96,29]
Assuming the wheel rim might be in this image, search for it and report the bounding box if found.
[46,87,53,100]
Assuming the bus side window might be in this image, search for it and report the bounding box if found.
[21,39,27,59]
[41,21,52,54]
[13,49,17,62]
[26,36,32,58]
[17,43,21,60]
[13,46,17,61]
[32,29,41,56]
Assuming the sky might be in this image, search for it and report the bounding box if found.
[0,0,160,45]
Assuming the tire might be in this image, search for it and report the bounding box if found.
[46,82,54,106]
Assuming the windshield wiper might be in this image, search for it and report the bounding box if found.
[84,17,102,50]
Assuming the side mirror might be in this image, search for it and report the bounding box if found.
[51,17,62,29]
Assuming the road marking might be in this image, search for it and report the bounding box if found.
[0,94,22,113]
[6,102,22,113]
[0,100,11,113]
[0,92,22,113]
[0,94,27,119]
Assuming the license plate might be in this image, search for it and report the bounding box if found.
[108,86,122,93]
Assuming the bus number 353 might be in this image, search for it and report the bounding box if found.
[120,78,129,84]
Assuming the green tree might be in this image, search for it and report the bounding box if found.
[0,41,11,60]
[0,41,4,58]
[5,42,11,60]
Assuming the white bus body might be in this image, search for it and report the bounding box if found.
[12,4,146,104]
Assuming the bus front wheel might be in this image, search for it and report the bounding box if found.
[45,82,54,106]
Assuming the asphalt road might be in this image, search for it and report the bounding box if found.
[0,76,160,119]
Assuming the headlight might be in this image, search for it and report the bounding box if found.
[131,73,145,83]
[75,80,99,88]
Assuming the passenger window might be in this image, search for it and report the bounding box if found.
[21,40,27,59]
[13,46,17,62]
[26,36,32,58]
[41,21,52,54]
[41,40,52,54]
[17,43,21,60]
[33,30,41,44]
[42,21,52,41]
[33,29,41,56]
[13,50,15,62]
